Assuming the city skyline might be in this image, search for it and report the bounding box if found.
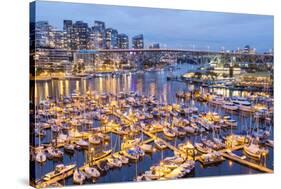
[35,1,273,52]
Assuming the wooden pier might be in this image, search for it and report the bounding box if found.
[221,152,273,173]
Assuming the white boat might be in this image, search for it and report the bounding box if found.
[222,101,238,111]
[209,96,224,105]
[84,167,100,179]
[232,97,254,112]
[224,119,237,127]
[265,139,274,148]
[64,143,75,153]
[163,128,176,138]
[76,139,89,149]
[107,157,122,168]
[184,126,195,134]
[154,139,167,150]
[35,150,47,163]
[73,168,86,185]
[198,152,225,166]
[195,142,212,154]
[46,146,63,159]
[113,153,129,164]
[243,143,269,159]
[43,164,76,181]
[89,136,101,145]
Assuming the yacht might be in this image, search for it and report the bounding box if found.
[64,143,75,154]
[43,164,76,181]
[73,168,86,185]
[222,101,238,111]
[46,146,63,159]
[194,143,212,154]
[89,135,101,145]
[243,143,269,160]
[232,97,254,112]
[163,127,176,138]
[209,95,224,105]
[198,152,225,166]
[154,139,167,150]
[83,167,100,179]
[107,157,122,168]
[76,139,89,149]
[35,150,47,163]
[113,153,129,164]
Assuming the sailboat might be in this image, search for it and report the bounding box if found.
[83,166,100,179]
[243,142,269,160]
[73,168,86,185]
[35,124,46,163]
[35,149,47,163]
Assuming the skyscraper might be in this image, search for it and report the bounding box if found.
[35,21,51,48]
[72,21,89,50]
[117,34,129,49]
[63,20,73,50]
[132,34,144,49]
[92,21,106,49]
[105,28,118,49]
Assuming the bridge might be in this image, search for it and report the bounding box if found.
[33,47,274,67]
[95,48,273,58]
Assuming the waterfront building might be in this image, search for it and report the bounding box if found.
[213,65,242,76]
[34,48,73,70]
[117,33,129,49]
[105,28,118,49]
[132,34,144,49]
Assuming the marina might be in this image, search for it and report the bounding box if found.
[30,63,273,188]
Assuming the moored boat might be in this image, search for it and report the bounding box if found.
[243,143,269,160]
[43,164,76,181]
[73,168,86,185]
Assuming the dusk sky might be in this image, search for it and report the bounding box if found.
[35,1,273,52]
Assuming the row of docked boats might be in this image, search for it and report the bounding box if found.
[136,155,195,181]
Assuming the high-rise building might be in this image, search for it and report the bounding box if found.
[35,21,52,48]
[105,28,118,49]
[132,34,144,49]
[72,21,89,50]
[117,34,129,49]
[50,30,65,49]
[63,20,74,50]
[91,21,106,49]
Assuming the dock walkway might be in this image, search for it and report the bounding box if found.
[221,152,273,173]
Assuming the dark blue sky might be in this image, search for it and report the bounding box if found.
[35,1,273,52]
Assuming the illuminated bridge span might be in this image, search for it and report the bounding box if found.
[77,48,273,58]
[33,48,274,66]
